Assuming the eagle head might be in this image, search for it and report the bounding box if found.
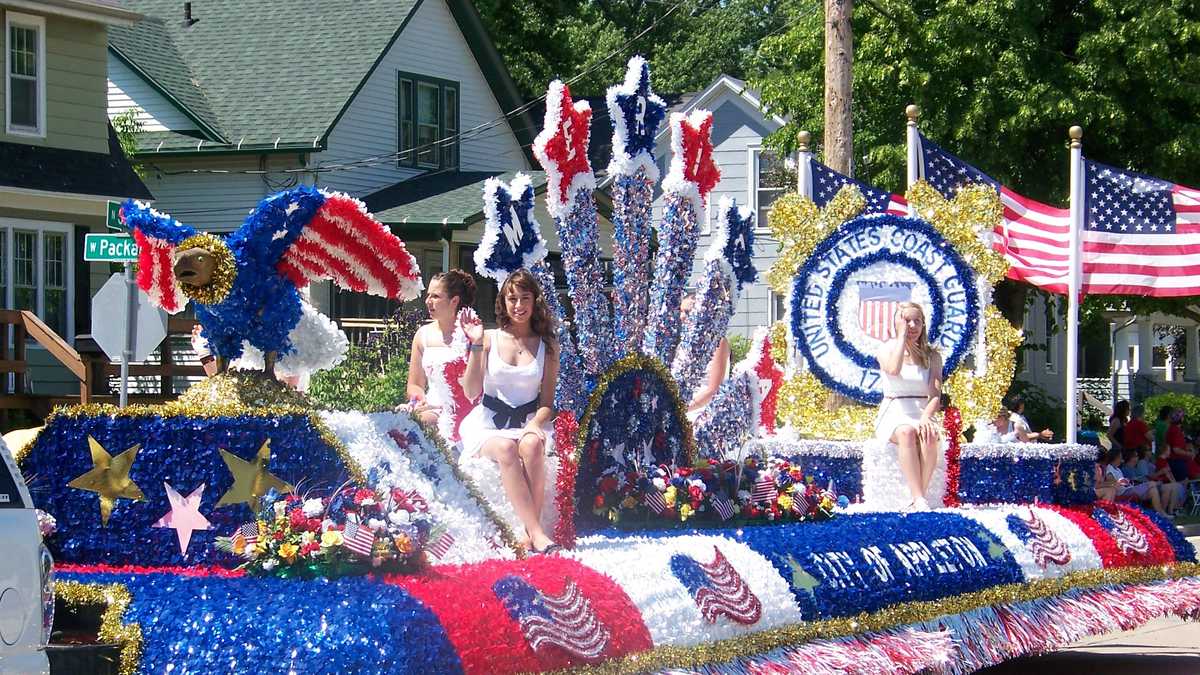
[174,233,235,305]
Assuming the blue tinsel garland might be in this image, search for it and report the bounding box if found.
[59,570,463,674]
[24,414,355,567]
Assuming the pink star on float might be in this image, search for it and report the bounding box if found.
[153,482,211,557]
[675,110,720,202]
[533,80,594,218]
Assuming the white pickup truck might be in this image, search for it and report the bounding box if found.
[0,438,52,675]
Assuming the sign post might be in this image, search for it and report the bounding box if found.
[87,211,164,407]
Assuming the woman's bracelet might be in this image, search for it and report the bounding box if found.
[466,342,483,352]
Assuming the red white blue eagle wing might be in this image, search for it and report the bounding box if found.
[122,200,195,314]
[274,190,423,301]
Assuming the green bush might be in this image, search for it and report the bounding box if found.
[1144,393,1200,435]
[308,304,423,412]
[728,333,751,365]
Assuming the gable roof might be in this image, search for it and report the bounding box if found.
[110,0,536,158]
[653,75,786,143]
[364,170,612,231]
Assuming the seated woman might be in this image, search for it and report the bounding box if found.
[1104,446,1172,515]
[459,269,560,554]
[403,270,477,436]
[680,292,731,422]
[1007,395,1053,442]
[1094,449,1119,501]
[875,302,943,510]
[991,407,1019,443]
[1107,399,1130,451]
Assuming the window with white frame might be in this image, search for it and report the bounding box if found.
[0,222,73,339]
[749,146,790,232]
[6,12,45,136]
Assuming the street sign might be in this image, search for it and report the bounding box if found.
[84,233,139,262]
[106,200,125,231]
[91,273,166,363]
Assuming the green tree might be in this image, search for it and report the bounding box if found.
[751,0,1200,320]
[477,0,795,96]
[111,108,146,179]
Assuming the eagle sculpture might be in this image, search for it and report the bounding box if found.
[122,186,423,375]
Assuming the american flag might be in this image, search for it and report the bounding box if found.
[857,281,913,341]
[917,133,1074,293]
[1082,160,1200,297]
[710,493,735,521]
[809,158,908,215]
[427,529,456,560]
[750,475,778,504]
[342,522,376,557]
[791,491,810,517]
[644,489,668,515]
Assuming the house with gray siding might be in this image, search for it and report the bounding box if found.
[645,75,789,339]
[106,0,615,322]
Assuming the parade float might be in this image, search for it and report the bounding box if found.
[15,57,1200,675]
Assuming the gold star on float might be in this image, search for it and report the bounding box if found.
[216,440,291,511]
[67,436,145,526]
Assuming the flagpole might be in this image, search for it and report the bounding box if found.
[797,130,813,198]
[905,105,919,216]
[790,130,813,372]
[1066,126,1084,444]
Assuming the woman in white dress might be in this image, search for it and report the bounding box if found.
[875,302,943,510]
[460,269,561,554]
[403,270,477,433]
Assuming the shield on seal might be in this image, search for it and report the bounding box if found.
[857,282,913,341]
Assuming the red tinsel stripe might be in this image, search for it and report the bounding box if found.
[319,195,420,295]
[1041,502,1133,567]
[56,563,246,578]
[553,412,579,549]
[381,557,651,674]
[441,357,475,442]
[280,237,370,292]
[942,406,963,507]
[133,230,182,312]
[1101,502,1177,565]
[305,209,403,297]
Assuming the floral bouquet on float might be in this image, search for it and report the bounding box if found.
[592,457,844,528]
[217,485,445,579]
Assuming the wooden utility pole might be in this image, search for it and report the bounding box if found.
[824,0,853,175]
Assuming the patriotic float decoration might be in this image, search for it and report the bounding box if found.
[123,186,422,375]
[19,56,1200,675]
[216,484,449,578]
[769,179,1022,438]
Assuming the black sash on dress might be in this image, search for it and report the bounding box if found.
[483,394,539,429]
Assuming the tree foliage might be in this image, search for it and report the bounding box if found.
[751,0,1200,318]
[476,0,794,95]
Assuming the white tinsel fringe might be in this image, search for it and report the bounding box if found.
[233,301,348,377]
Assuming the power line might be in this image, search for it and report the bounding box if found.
[147,0,697,178]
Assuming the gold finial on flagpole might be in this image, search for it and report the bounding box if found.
[905,104,920,123]
[797,130,811,153]
[1069,125,1083,149]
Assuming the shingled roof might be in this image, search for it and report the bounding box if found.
[110,0,535,157]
